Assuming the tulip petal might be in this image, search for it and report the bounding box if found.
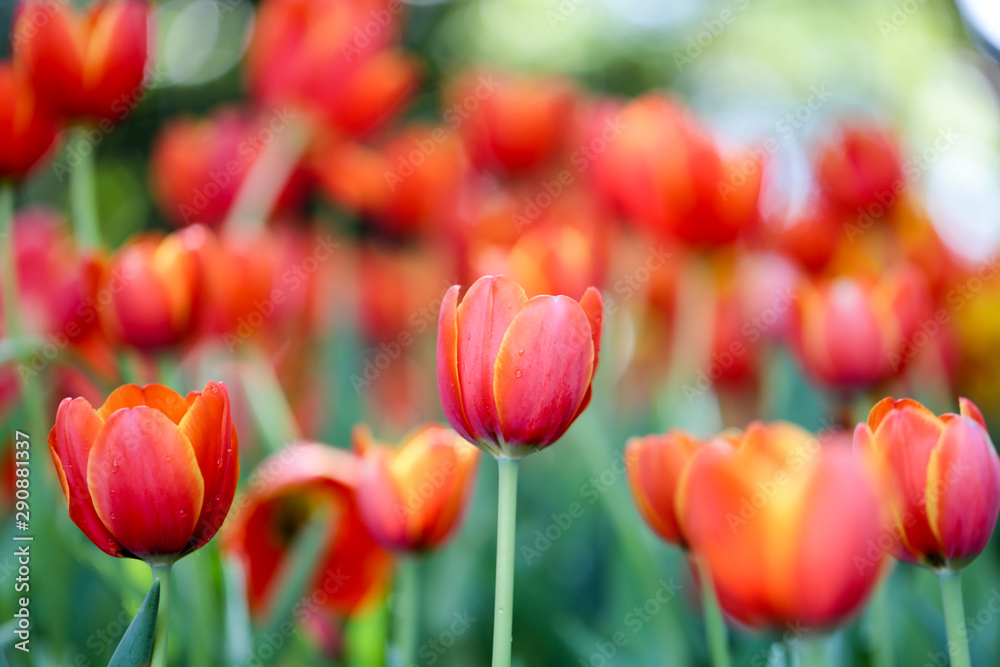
[493,295,594,450]
[867,397,934,433]
[436,285,477,446]
[456,276,527,446]
[578,287,604,375]
[97,383,190,424]
[180,382,239,552]
[88,406,204,559]
[958,397,988,431]
[927,417,1000,568]
[48,397,126,557]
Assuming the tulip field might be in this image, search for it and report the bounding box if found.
[7,0,1000,666]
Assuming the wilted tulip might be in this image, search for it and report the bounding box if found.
[854,397,1000,571]
[48,382,239,561]
[13,0,149,122]
[0,62,61,179]
[815,121,903,214]
[682,422,887,629]
[626,430,705,548]
[437,275,602,459]
[354,424,480,552]
[222,442,393,619]
[99,227,203,350]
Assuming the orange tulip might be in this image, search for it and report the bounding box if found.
[854,397,1000,570]
[437,275,602,458]
[99,227,203,350]
[222,442,393,618]
[47,382,239,562]
[681,422,887,629]
[0,61,60,179]
[625,430,705,548]
[815,121,903,214]
[13,0,150,122]
[353,424,480,552]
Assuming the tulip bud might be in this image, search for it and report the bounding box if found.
[854,397,1000,570]
[354,424,480,552]
[47,382,239,562]
[13,0,150,122]
[0,61,60,179]
[222,442,393,618]
[815,122,903,214]
[436,275,602,459]
[625,430,705,549]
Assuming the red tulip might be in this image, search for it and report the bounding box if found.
[13,0,150,122]
[815,122,903,214]
[437,275,602,458]
[626,430,704,548]
[681,422,887,629]
[222,442,393,618]
[0,61,61,179]
[854,397,1000,570]
[99,227,203,350]
[48,381,239,561]
[354,424,480,552]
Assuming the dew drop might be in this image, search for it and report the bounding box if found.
[106,538,115,546]
[111,459,119,473]
[216,457,223,467]
[214,494,221,502]
[210,385,218,394]
[518,348,524,356]
[178,509,187,517]
[165,455,173,462]
[515,369,522,378]
[109,512,116,519]
[205,502,214,512]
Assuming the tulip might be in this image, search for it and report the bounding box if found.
[99,227,203,350]
[354,424,479,664]
[682,422,887,632]
[855,397,999,667]
[222,442,393,620]
[0,61,61,180]
[625,430,704,549]
[815,122,903,214]
[437,274,603,459]
[13,0,149,122]
[47,381,239,561]
[354,424,480,552]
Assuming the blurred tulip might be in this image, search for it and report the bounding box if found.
[99,226,204,350]
[151,107,309,228]
[222,442,393,618]
[247,0,418,137]
[447,69,575,174]
[591,94,761,248]
[48,381,239,561]
[13,0,149,122]
[682,422,887,629]
[437,275,602,458]
[854,397,1000,570]
[815,121,903,214]
[354,424,480,552]
[765,204,843,274]
[626,430,704,548]
[790,267,931,388]
[0,61,61,179]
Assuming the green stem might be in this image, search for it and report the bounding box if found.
[491,457,519,667]
[869,575,895,667]
[939,570,971,667]
[396,556,420,665]
[151,563,173,667]
[695,557,731,667]
[796,635,829,667]
[68,126,102,250]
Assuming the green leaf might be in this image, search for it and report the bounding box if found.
[108,579,161,667]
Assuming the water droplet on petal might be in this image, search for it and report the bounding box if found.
[210,385,218,393]
[216,457,222,467]
[165,455,173,462]
[106,538,115,546]
[515,369,522,378]
[109,512,116,519]
[518,348,524,356]
[205,503,213,512]
[178,509,187,517]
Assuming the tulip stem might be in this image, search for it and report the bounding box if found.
[695,557,731,667]
[491,457,519,667]
[68,126,102,250]
[396,556,420,665]
[795,635,829,667]
[939,570,972,667]
[151,563,173,667]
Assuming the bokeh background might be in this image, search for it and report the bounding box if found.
[4,0,1000,665]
